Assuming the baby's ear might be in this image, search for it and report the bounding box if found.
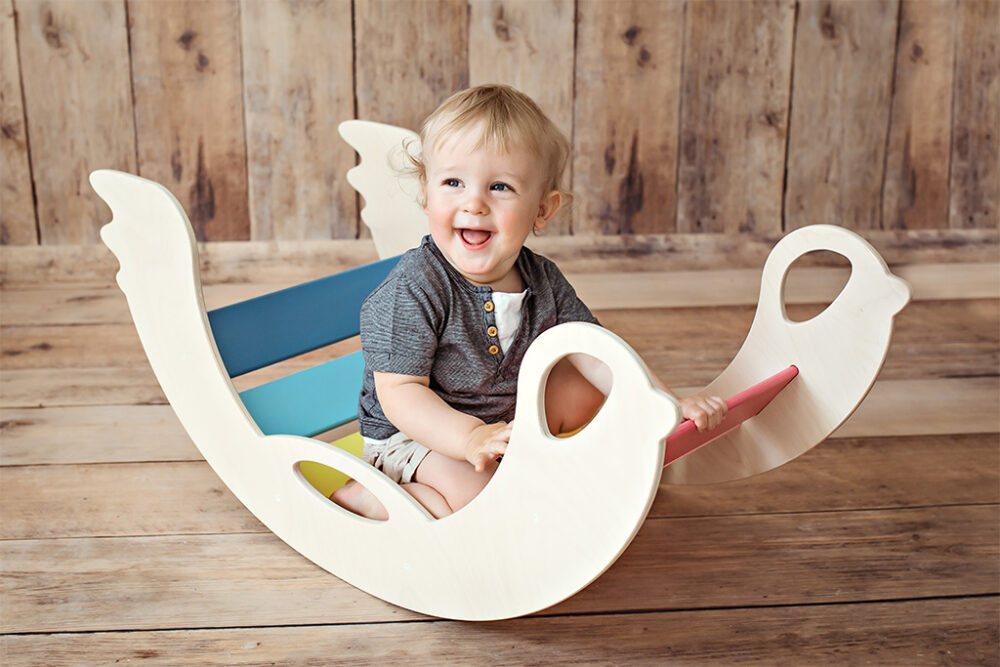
[535,190,563,230]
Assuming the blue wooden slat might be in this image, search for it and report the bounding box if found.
[208,256,400,378]
[239,351,365,437]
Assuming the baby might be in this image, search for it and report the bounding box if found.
[334,84,727,520]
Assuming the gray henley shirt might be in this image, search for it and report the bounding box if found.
[358,235,599,439]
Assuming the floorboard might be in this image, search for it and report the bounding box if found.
[3,597,996,666]
[1,243,996,662]
[3,434,997,540]
[2,505,997,634]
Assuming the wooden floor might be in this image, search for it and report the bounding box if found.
[1,236,998,665]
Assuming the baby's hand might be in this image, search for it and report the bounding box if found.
[464,421,513,472]
[679,394,728,432]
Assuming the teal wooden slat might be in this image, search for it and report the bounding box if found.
[239,351,365,437]
[208,256,400,378]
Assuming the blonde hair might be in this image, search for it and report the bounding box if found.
[406,85,571,204]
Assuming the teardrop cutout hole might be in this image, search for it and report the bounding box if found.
[296,433,389,521]
[542,354,611,438]
[297,462,390,522]
[782,249,851,323]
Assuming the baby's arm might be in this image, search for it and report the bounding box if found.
[374,371,511,472]
[566,352,726,432]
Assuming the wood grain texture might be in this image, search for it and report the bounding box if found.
[128,0,249,241]
[354,0,468,131]
[352,0,468,243]
[676,0,794,235]
[468,0,574,137]
[881,0,956,230]
[0,405,199,466]
[785,0,899,230]
[948,0,999,229]
[240,0,357,240]
[3,597,995,666]
[13,0,135,244]
[2,231,995,288]
[2,505,995,633]
[572,0,683,235]
[0,0,36,245]
[3,433,996,540]
[468,0,575,234]
[4,296,996,383]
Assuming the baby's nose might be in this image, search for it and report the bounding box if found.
[462,191,488,215]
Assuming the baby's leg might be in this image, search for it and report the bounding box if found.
[544,358,607,435]
[413,451,498,512]
[331,480,452,519]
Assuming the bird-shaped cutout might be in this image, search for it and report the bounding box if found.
[91,169,681,621]
[662,225,911,484]
[338,120,427,258]
[337,120,913,484]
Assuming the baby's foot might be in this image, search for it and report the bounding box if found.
[330,480,388,521]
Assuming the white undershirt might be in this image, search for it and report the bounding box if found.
[491,290,527,354]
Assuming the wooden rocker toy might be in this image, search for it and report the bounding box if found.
[90,124,910,621]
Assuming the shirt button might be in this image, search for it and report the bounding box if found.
[488,345,500,355]
[484,301,495,312]
[487,326,498,337]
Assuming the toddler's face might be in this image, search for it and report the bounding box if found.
[422,124,560,291]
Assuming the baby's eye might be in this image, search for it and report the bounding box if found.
[443,178,462,188]
[490,182,514,192]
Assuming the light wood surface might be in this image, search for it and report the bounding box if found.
[664,224,911,484]
[468,0,575,147]
[129,0,249,241]
[3,229,996,289]
[3,597,995,666]
[0,0,34,245]
[88,169,684,621]
[785,0,899,230]
[5,433,997,541]
[1,232,995,660]
[882,0,956,230]
[572,0,683,236]
[675,0,793,235]
[949,0,1000,229]
[240,0,356,241]
[6,1,997,245]
[3,505,995,634]
[354,0,468,133]
[14,0,135,244]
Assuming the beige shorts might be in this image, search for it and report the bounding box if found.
[362,431,431,484]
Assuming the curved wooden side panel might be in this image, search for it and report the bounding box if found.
[663,224,912,485]
[337,120,428,257]
[90,169,676,621]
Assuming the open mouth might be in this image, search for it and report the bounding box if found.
[458,228,494,249]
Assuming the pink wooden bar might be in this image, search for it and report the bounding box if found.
[664,365,800,467]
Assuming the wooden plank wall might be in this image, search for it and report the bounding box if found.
[1,0,997,245]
